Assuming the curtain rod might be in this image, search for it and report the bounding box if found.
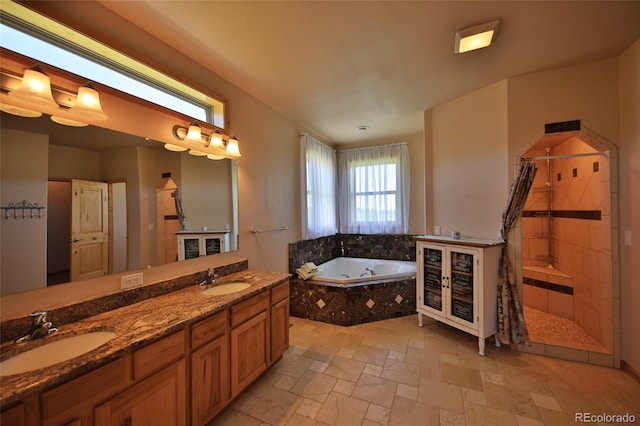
[521,151,605,161]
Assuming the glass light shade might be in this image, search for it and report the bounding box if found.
[0,102,42,118]
[10,67,59,109]
[189,149,207,156]
[209,130,224,149]
[225,136,241,157]
[68,85,107,120]
[207,153,225,160]
[164,143,188,152]
[454,19,500,54]
[185,122,202,142]
[457,30,495,53]
[50,115,89,127]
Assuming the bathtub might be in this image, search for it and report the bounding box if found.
[290,256,417,326]
[310,257,416,285]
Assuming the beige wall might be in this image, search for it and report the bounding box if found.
[0,129,49,295]
[429,80,509,240]
[618,39,640,374]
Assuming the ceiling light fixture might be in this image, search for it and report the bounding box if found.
[356,125,369,132]
[171,124,241,160]
[454,19,500,54]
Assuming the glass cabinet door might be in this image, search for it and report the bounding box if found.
[449,250,475,324]
[182,237,201,260]
[203,237,222,256]
[422,246,444,312]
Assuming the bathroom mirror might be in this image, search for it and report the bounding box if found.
[0,111,239,296]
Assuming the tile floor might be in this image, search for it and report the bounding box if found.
[214,315,640,426]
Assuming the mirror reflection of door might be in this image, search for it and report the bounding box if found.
[71,179,109,282]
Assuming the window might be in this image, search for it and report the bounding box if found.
[0,2,225,127]
[339,143,410,234]
[300,134,337,239]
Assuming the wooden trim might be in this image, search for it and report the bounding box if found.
[621,360,640,383]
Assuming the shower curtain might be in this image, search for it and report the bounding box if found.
[497,161,536,346]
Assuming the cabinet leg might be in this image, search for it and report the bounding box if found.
[478,337,486,356]
[495,338,501,348]
[418,312,423,327]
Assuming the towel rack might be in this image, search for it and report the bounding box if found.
[1,200,46,219]
[250,225,288,234]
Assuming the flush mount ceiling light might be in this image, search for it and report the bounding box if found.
[454,19,500,54]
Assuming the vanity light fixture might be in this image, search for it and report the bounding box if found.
[3,65,109,124]
[170,123,241,159]
[454,19,500,54]
[66,82,107,120]
[9,65,59,109]
[163,143,188,152]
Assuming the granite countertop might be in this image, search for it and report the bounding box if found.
[0,269,290,408]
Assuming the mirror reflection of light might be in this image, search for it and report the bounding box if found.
[0,23,207,121]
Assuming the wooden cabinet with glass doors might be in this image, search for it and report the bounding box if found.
[416,236,504,355]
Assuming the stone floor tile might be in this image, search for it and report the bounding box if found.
[396,383,419,401]
[333,378,355,396]
[464,401,518,426]
[417,378,464,413]
[352,374,398,408]
[365,403,391,425]
[248,387,301,425]
[323,355,365,382]
[388,396,440,426]
[441,362,484,391]
[462,387,487,406]
[440,408,467,426]
[294,397,323,419]
[290,370,336,402]
[530,392,562,412]
[314,392,369,426]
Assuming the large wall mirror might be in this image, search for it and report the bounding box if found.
[0,112,239,296]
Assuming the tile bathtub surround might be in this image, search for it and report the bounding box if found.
[0,260,248,343]
[288,234,417,275]
[289,278,416,326]
[216,316,640,426]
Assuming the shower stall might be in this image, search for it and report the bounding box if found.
[520,122,615,356]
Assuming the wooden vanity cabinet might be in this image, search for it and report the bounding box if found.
[189,311,228,426]
[270,281,290,362]
[1,279,291,426]
[230,291,269,398]
[41,357,130,426]
[94,330,186,426]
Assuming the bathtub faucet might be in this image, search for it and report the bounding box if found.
[360,267,376,277]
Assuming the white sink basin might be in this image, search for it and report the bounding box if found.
[0,331,116,376]
[202,282,251,296]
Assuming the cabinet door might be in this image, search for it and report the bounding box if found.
[191,335,229,426]
[418,243,445,315]
[230,311,267,397]
[447,247,478,328]
[270,298,289,362]
[202,236,221,256]
[180,237,201,260]
[94,360,186,426]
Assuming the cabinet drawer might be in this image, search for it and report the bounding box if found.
[133,330,185,379]
[191,311,227,349]
[230,291,269,328]
[42,357,128,426]
[270,281,289,304]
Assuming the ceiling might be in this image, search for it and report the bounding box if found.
[22,1,640,144]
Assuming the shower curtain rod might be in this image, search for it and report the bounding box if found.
[521,151,604,161]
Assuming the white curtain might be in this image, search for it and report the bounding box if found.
[338,143,409,234]
[300,134,337,239]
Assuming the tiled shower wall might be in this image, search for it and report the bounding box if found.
[522,137,613,352]
[288,234,417,274]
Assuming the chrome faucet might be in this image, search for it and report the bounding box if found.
[366,267,376,276]
[15,311,58,343]
[199,267,218,286]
